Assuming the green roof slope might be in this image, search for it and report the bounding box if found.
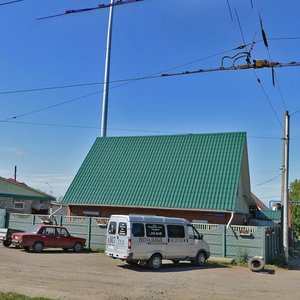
[63,132,247,211]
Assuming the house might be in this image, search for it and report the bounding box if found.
[0,176,55,215]
[63,132,256,225]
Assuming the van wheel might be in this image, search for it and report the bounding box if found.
[148,254,162,270]
[172,260,180,264]
[195,252,206,266]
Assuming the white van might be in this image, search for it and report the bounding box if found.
[105,215,210,270]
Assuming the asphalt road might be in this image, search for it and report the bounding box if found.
[0,245,299,300]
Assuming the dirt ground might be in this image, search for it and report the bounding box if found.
[0,246,299,300]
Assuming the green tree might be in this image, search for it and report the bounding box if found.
[289,179,300,238]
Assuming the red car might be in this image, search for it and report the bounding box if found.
[11,224,86,253]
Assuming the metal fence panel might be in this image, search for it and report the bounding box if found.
[0,209,6,228]
[8,213,34,231]
[7,213,281,262]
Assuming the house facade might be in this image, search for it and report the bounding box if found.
[0,176,55,215]
[63,132,256,225]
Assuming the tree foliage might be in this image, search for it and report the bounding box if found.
[289,179,300,238]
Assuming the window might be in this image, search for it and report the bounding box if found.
[108,221,117,234]
[132,223,145,237]
[188,225,200,239]
[118,222,127,236]
[57,228,69,237]
[167,225,185,238]
[43,227,56,236]
[14,202,24,209]
[146,224,165,237]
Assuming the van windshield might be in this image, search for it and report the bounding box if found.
[188,225,201,239]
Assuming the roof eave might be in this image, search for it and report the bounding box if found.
[65,202,236,213]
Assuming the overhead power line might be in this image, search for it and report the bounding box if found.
[0,0,23,6]
[38,0,144,20]
[255,173,283,187]
[1,120,286,139]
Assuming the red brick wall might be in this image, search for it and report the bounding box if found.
[67,205,249,225]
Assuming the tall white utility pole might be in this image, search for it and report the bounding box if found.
[39,0,144,137]
[101,0,114,137]
[283,110,290,263]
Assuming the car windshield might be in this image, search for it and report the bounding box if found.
[26,225,41,233]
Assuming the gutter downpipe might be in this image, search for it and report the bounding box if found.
[226,212,235,229]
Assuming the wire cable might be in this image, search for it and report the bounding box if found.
[0,0,23,6]
[0,48,238,121]
[255,173,283,187]
[259,14,288,111]
[1,120,287,139]
[0,48,237,96]
[235,9,284,130]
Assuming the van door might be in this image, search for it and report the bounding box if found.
[165,224,188,259]
[187,225,202,258]
[145,223,167,258]
[115,217,129,258]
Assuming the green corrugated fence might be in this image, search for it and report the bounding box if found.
[7,213,281,263]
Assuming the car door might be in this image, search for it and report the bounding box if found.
[41,227,57,248]
[56,228,73,249]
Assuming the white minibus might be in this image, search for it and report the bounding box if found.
[105,215,210,270]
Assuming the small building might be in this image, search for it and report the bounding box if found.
[0,176,55,215]
[63,132,256,225]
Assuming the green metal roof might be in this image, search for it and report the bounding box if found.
[63,132,247,211]
[0,176,55,202]
[256,210,281,221]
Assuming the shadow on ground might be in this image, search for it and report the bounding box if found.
[119,261,229,273]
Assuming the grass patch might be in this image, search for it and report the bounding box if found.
[0,292,53,300]
[93,247,105,253]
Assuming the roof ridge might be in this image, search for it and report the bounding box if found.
[95,131,247,140]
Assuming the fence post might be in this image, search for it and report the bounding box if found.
[262,227,266,263]
[60,215,63,226]
[222,225,226,257]
[32,214,35,225]
[87,217,91,249]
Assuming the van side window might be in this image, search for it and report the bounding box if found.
[167,225,185,238]
[108,221,117,234]
[118,222,127,236]
[132,223,145,237]
[146,224,165,237]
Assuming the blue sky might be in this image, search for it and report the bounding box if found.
[0,0,299,205]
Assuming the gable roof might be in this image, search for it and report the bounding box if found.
[63,132,249,212]
[0,176,55,202]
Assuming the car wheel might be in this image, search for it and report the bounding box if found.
[148,254,162,270]
[73,242,83,253]
[172,260,180,264]
[33,242,44,253]
[3,241,11,247]
[195,252,206,266]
